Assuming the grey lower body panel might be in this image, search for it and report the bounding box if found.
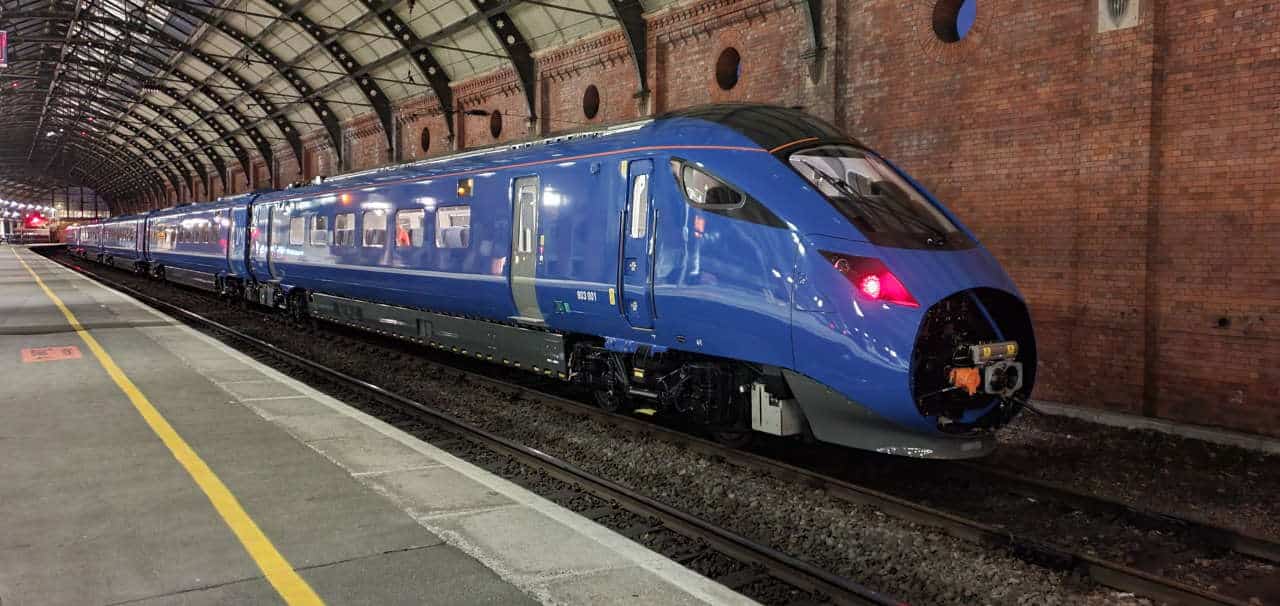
[309,293,567,375]
[782,370,996,459]
[163,266,218,291]
[109,256,139,271]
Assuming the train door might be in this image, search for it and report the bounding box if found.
[249,202,273,280]
[217,210,232,271]
[509,175,542,323]
[619,159,655,329]
[138,218,148,260]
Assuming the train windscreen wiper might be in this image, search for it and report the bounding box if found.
[798,161,949,245]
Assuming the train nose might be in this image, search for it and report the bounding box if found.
[911,288,1037,431]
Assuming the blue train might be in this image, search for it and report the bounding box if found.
[68,105,1035,458]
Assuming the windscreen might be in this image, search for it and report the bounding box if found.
[789,145,971,249]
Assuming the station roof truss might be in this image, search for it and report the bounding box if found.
[0,0,670,210]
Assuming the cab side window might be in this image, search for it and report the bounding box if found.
[676,162,743,208]
[670,159,787,229]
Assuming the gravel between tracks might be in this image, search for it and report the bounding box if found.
[61,253,1155,605]
[991,412,1279,542]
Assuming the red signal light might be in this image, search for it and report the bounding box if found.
[858,274,881,300]
[821,251,920,309]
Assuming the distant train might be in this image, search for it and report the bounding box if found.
[68,104,1035,458]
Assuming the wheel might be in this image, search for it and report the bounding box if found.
[711,428,754,449]
[152,265,165,280]
[287,290,313,328]
[593,371,629,414]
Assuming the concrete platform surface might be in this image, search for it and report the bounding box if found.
[0,246,750,606]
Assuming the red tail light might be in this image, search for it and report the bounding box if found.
[821,251,920,308]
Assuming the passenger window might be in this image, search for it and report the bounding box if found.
[629,174,650,238]
[334,213,355,247]
[289,216,305,245]
[513,176,538,254]
[363,210,387,247]
[310,215,330,246]
[435,206,471,249]
[396,209,425,248]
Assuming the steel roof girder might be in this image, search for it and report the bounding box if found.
[469,0,537,125]
[359,0,454,138]
[268,0,395,151]
[608,0,648,97]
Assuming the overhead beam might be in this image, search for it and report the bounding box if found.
[8,82,216,193]
[608,0,649,98]
[469,0,537,127]
[186,0,524,149]
[269,0,396,152]
[145,0,343,164]
[359,0,454,141]
[6,76,235,194]
[4,10,283,187]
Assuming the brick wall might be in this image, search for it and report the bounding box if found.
[208,174,224,199]
[345,115,391,171]
[456,70,536,149]
[831,0,1279,435]
[650,0,820,112]
[115,0,1278,436]
[538,30,645,130]
[1147,1,1280,432]
[396,95,454,162]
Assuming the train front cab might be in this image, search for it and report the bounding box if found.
[773,144,1037,459]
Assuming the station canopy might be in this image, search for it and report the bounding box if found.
[0,0,665,207]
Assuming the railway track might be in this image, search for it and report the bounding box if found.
[51,249,1278,606]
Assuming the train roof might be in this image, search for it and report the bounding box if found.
[149,198,242,218]
[659,104,860,153]
[254,104,855,205]
[100,213,148,223]
[95,104,857,218]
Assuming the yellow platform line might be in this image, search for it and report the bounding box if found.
[14,249,324,606]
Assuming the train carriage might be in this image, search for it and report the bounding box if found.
[91,104,1036,459]
[143,196,252,293]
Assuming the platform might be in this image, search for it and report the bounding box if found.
[0,246,747,606]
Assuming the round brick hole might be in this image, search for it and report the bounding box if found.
[489,110,503,138]
[715,47,741,91]
[420,126,430,153]
[582,85,600,120]
[933,0,976,43]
